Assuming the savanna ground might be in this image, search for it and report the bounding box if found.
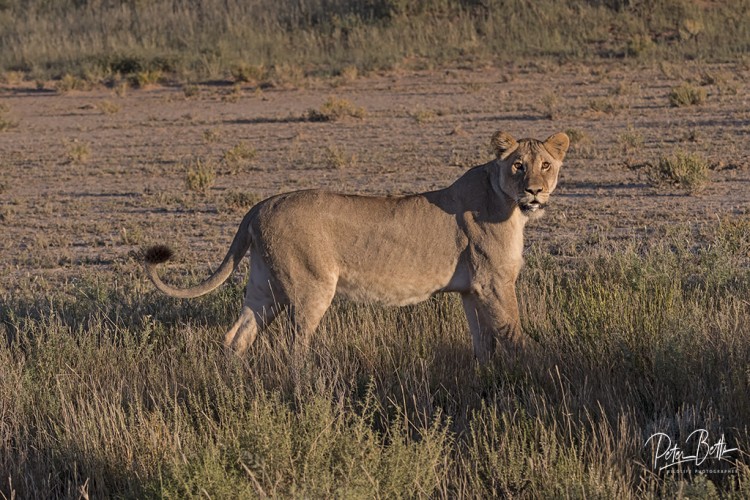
[1,1,750,498]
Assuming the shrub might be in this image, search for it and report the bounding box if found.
[222,142,257,173]
[185,159,217,194]
[648,151,710,193]
[0,106,18,131]
[95,100,121,115]
[669,83,707,107]
[306,97,366,122]
[322,145,357,170]
[66,141,91,164]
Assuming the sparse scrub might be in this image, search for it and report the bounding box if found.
[618,126,645,154]
[222,190,263,212]
[222,142,257,173]
[185,159,217,194]
[306,97,366,122]
[66,141,91,164]
[0,70,23,85]
[565,128,595,158]
[54,73,89,93]
[409,107,439,124]
[333,65,359,86]
[132,69,163,88]
[669,83,707,107]
[626,33,656,57]
[230,62,267,84]
[538,92,561,120]
[0,105,18,131]
[647,151,710,193]
[322,145,357,170]
[182,84,199,98]
[222,83,243,102]
[95,100,121,115]
[119,224,144,245]
[202,128,222,143]
[588,97,621,114]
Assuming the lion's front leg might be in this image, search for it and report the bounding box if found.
[461,283,524,363]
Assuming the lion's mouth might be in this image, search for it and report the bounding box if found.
[519,200,546,213]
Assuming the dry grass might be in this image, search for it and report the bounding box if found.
[647,151,711,193]
[0,105,18,131]
[222,142,257,174]
[306,97,366,122]
[95,100,121,115]
[65,141,91,164]
[1,224,748,498]
[669,83,708,107]
[185,159,217,195]
[3,1,748,83]
[322,145,357,170]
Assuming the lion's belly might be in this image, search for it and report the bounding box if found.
[336,274,444,306]
[336,265,455,306]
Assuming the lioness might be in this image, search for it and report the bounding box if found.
[145,131,569,361]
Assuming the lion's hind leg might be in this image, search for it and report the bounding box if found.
[224,251,283,353]
[224,295,282,354]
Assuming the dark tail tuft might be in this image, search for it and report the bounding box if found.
[144,245,174,264]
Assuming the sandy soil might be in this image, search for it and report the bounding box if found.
[1,61,748,287]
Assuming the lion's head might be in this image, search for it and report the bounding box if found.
[489,131,570,217]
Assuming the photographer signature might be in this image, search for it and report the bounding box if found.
[645,429,738,472]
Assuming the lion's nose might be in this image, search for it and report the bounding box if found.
[525,187,543,196]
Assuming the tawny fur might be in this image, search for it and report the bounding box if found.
[144,131,569,361]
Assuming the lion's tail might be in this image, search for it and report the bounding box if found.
[144,210,254,299]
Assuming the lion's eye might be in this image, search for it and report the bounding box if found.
[513,162,524,173]
[542,162,551,171]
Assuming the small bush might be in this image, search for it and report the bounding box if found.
[132,69,163,88]
[306,97,366,122]
[222,190,262,212]
[617,126,644,154]
[539,93,561,120]
[202,128,222,143]
[669,83,707,107]
[647,151,710,193]
[182,84,199,98]
[231,63,267,84]
[565,128,595,158]
[0,106,18,131]
[185,159,217,195]
[322,145,357,170]
[55,74,88,93]
[223,142,257,173]
[66,141,91,164]
[95,100,121,115]
[626,34,656,57]
[409,107,438,124]
[588,97,621,114]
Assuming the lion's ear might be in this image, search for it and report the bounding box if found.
[543,132,570,161]
[490,131,518,159]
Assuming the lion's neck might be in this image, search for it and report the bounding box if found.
[423,163,527,269]
[427,162,522,224]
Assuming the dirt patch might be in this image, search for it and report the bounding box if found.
[1,61,748,285]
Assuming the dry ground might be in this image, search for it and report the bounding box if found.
[1,61,748,289]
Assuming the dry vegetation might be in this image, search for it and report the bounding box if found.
[1,0,749,84]
[1,0,750,498]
